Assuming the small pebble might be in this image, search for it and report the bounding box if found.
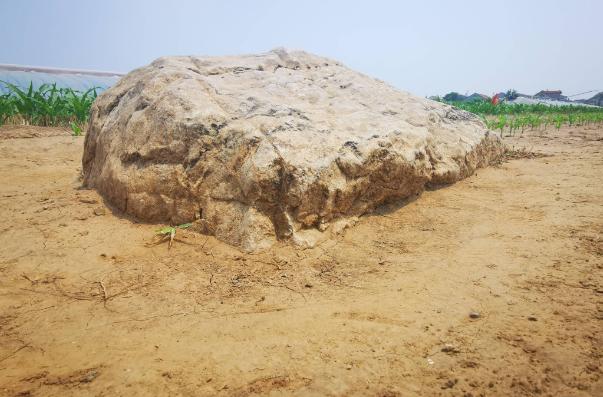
[527,316,538,321]
[81,370,99,383]
[79,197,98,204]
[469,311,481,319]
[441,344,460,354]
[441,379,457,389]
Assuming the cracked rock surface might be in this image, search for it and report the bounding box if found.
[83,49,503,251]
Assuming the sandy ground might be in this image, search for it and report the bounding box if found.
[0,125,601,396]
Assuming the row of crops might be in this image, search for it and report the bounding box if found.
[445,100,603,136]
[0,81,98,135]
[1,80,602,138]
[482,112,603,135]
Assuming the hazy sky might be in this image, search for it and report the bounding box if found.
[1,0,601,98]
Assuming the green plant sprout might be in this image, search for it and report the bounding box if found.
[70,121,82,136]
[154,223,193,249]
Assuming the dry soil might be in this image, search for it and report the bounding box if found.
[0,125,601,396]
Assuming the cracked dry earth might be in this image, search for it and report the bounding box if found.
[0,125,601,397]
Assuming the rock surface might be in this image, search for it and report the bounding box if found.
[82,49,503,251]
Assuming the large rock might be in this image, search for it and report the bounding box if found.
[83,49,503,251]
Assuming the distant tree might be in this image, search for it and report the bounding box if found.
[443,92,465,102]
[505,89,518,100]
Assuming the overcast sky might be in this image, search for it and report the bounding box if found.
[1,0,601,98]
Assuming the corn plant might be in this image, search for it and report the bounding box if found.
[0,81,98,131]
[554,114,564,130]
[65,87,97,123]
[70,122,82,136]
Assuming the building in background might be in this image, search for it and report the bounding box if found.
[533,90,567,101]
[577,92,603,107]
[0,64,123,94]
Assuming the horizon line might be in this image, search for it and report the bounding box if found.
[0,63,125,77]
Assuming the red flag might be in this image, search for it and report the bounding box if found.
[491,94,500,105]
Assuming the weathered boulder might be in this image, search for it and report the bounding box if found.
[83,49,503,251]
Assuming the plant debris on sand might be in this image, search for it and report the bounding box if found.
[499,146,552,162]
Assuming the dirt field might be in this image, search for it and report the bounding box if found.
[0,125,601,396]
